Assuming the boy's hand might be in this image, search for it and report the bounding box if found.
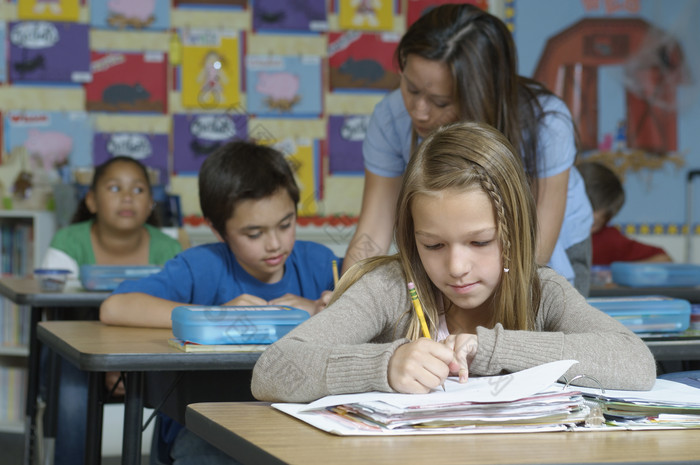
[441,333,478,383]
[316,290,334,311]
[387,338,454,393]
[268,293,320,316]
[224,294,268,307]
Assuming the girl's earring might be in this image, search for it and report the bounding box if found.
[503,268,509,273]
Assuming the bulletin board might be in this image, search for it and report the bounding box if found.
[0,0,495,220]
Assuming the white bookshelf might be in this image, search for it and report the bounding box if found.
[0,210,56,433]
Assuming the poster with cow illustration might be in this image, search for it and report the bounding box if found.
[84,51,168,113]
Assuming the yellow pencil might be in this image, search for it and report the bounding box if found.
[407,282,430,339]
[408,282,445,391]
[332,260,339,287]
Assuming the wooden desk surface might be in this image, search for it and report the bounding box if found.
[0,277,110,306]
[37,320,261,371]
[186,402,700,465]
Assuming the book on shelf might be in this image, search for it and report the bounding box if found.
[168,337,268,353]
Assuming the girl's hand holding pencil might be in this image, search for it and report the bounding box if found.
[440,333,478,383]
[387,338,457,394]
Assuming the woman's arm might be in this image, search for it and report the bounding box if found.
[341,170,403,273]
[535,168,568,265]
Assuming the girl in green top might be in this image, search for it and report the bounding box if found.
[41,156,182,465]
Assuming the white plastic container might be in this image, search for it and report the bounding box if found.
[80,265,162,291]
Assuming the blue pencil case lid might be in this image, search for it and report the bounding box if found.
[79,265,162,291]
[610,262,700,288]
[587,296,691,333]
[171,305,310,345]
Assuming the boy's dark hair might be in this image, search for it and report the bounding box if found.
[578,161,625,223]
[199,140,300,240]
[72,156,160,226]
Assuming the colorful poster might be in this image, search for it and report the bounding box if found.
[406,0,488,27]
[0,23,6,84]
[16,0,80,21]
[252,0,327,33]
[246,55,323,117]
[173,0,246,7]
[328,32,400,92]
[172,113,248,174]
[90,0,171,31]
[337,0,395,31]
[181,29,241,110]
[263,138,320,217]
[93,132,170,185]
[8,21,91,83]
[85,51,168,113]
[4,110,93,177]
[327,115,367,175]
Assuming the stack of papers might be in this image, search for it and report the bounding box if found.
[274,360,593,435]
[273,360,700,436]
[576,380,700,429]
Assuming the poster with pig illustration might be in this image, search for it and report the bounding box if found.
[172,113,248,175]
[246,55,323,117]
[8,21,91,84]
[93,132,169,185]
[16,0,80,22]
[85,51,168,113]
[327,115,368,174]
[337,0,396,31]
[328,31,400,92]
[90,0,170,31]
[252,0,327,33]
[4,110,92,180]
[180,28,241,110]
[0,23,6,84]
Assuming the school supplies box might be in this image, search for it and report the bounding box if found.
[80,265,162,291]
[171,305,310,345]
[611,262,700,287]
[587,296,691,333]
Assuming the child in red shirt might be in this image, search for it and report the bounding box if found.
[578,161,672,265]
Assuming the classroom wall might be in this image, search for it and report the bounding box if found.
[513,0,700,262]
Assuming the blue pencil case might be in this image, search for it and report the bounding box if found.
[171,305,310,345]
[80,265,162,291]
[587,296,691,333]
[610,262,700,288]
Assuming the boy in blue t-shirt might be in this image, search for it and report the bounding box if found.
[100,140,338,464]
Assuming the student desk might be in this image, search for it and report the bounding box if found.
[36,320,261,465]
[185,402,700,465]
[0,277,110,465]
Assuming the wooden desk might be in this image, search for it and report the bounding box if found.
[185,402,700,465]
[0,277,110,465]
[37,320,261,465]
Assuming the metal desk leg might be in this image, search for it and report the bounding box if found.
[23,306,42,465]
[122,372,144,465]
[42,349,61,465]
[85,372,104,465]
